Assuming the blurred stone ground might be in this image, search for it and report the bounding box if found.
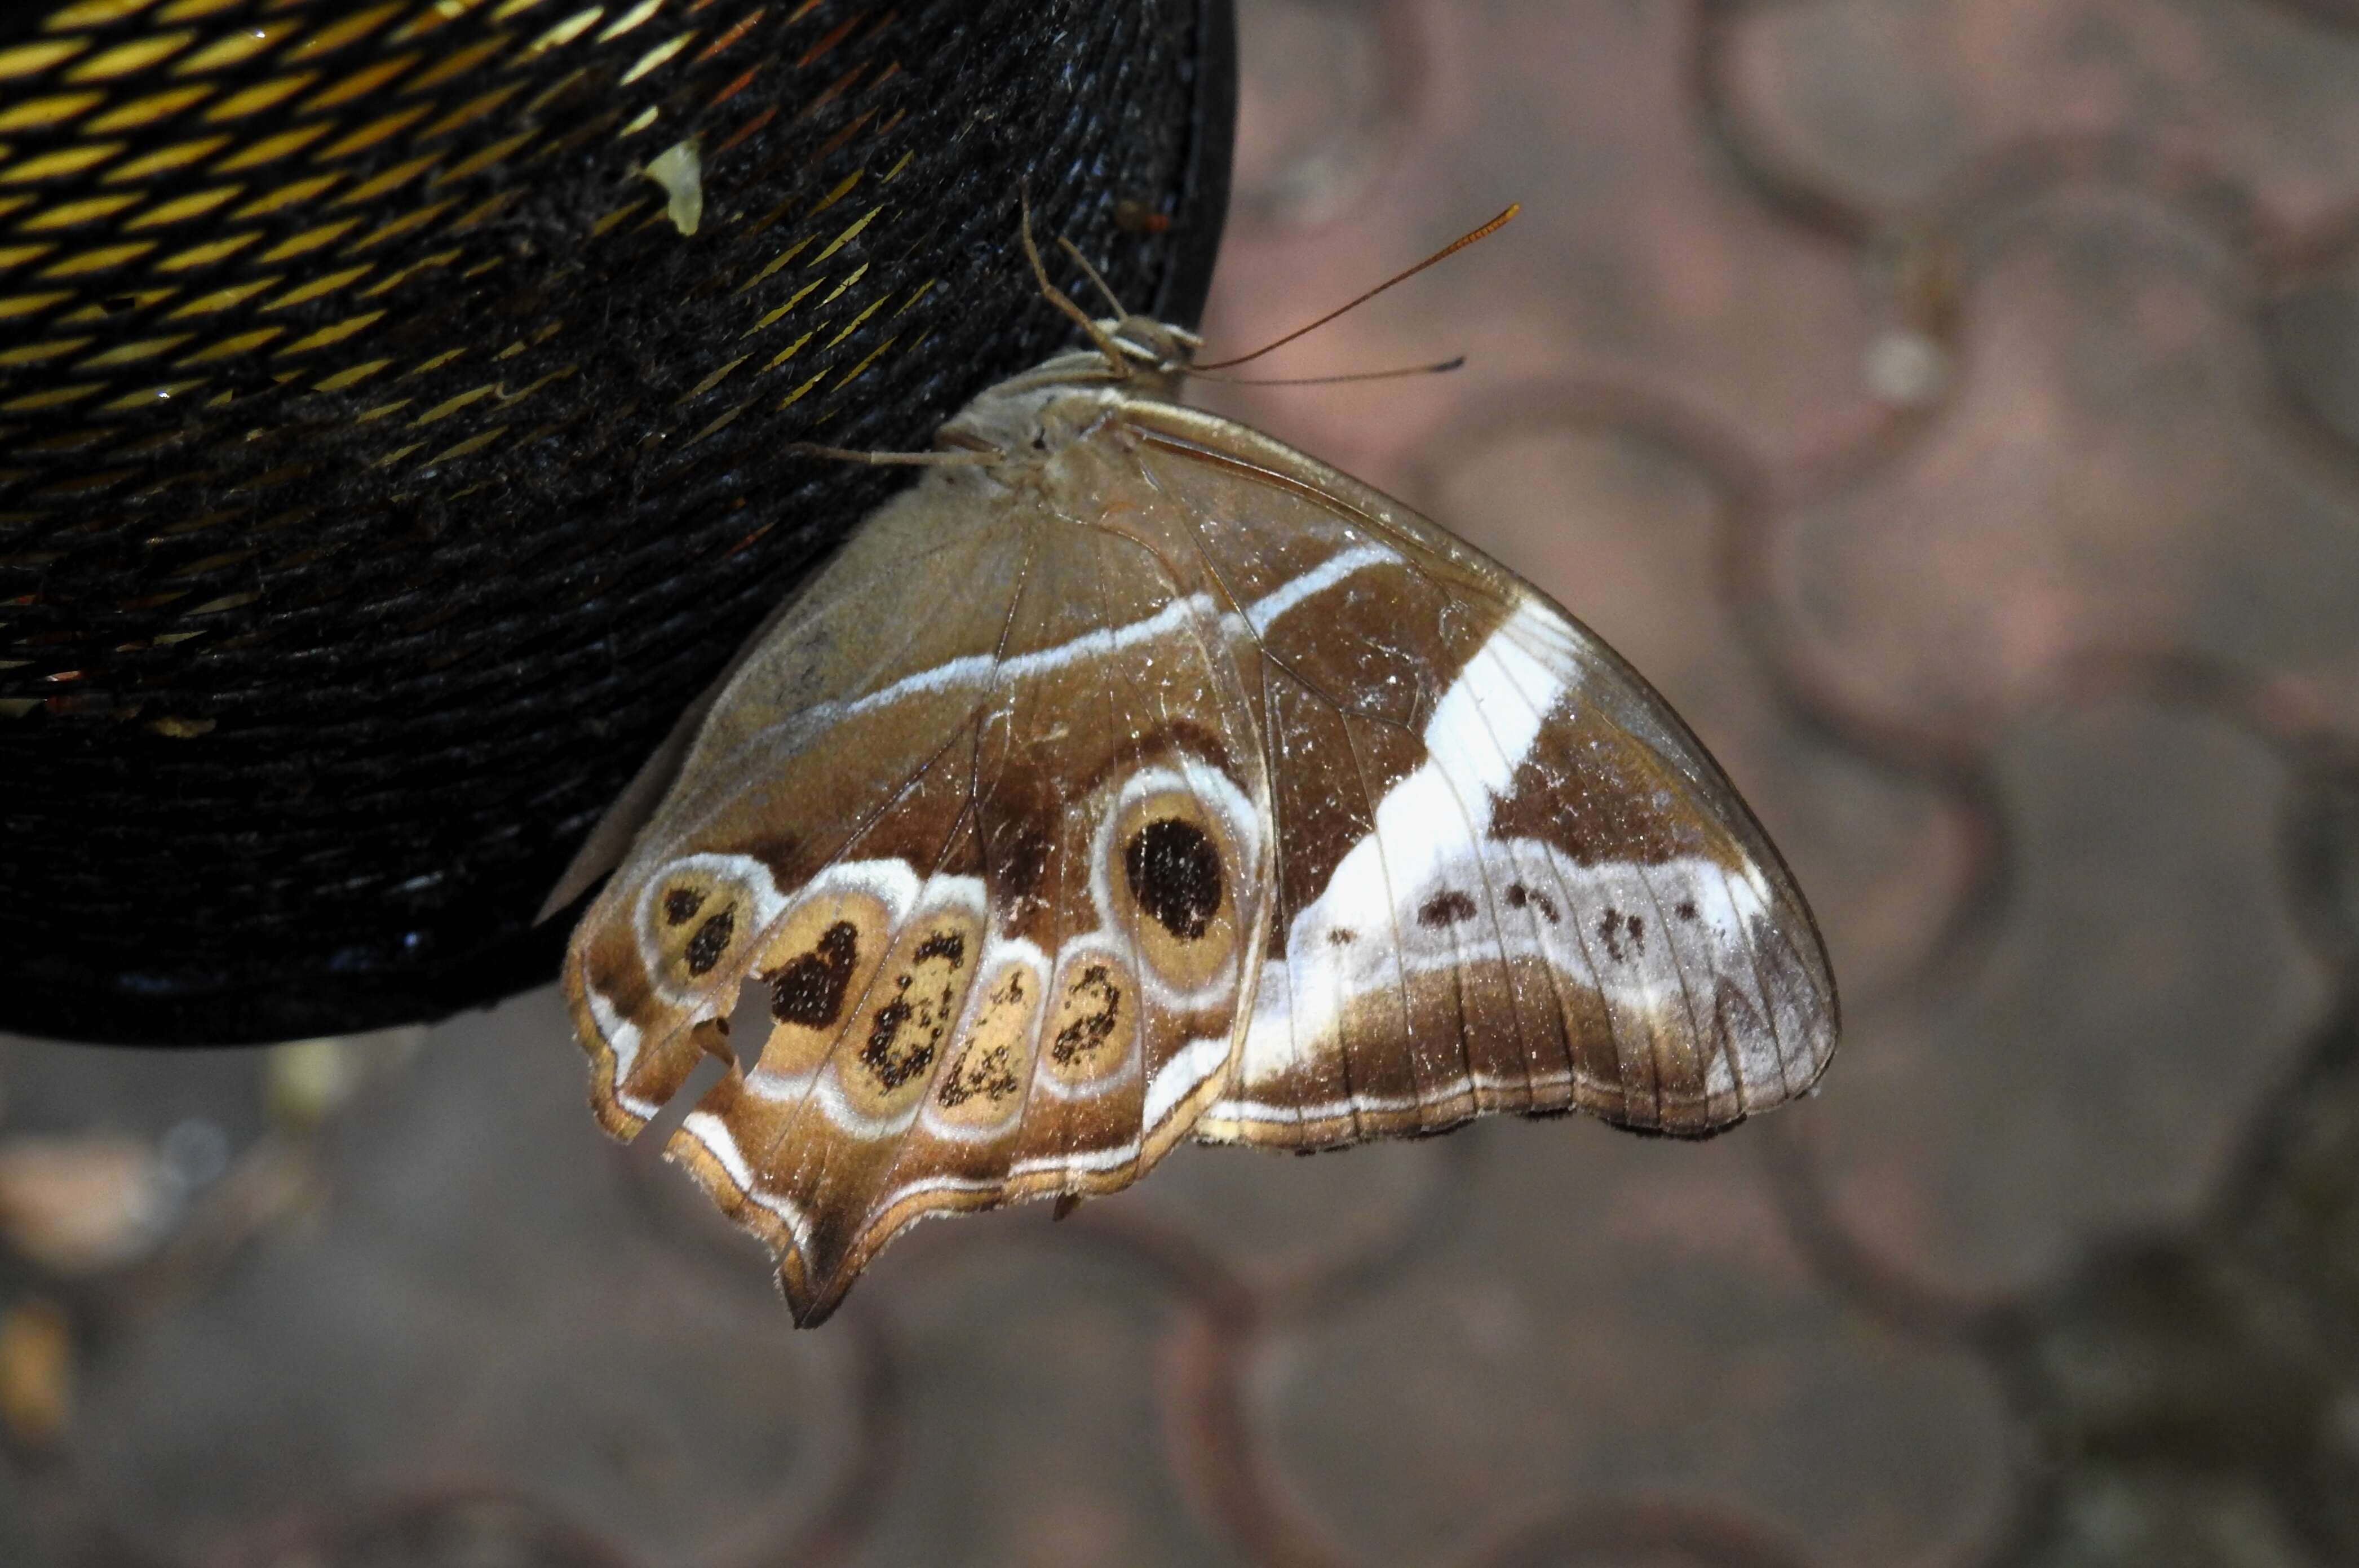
[6,0,2359,1563]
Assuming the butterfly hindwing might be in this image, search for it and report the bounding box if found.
[565,452,1272,1323]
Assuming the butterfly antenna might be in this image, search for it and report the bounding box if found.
[1057,236,1130,318]
[1019,188,1132,376]
[1192,203,1520,372]
[1191,355,1466,387]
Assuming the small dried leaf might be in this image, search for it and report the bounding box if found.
[0,1298,72,1449]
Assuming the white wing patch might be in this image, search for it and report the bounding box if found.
[584,987,657,1121]
[676,1110,815,1249]
[811,543,1393,731]
[1216,852,1778,1128]
[1207,599,1797,1132]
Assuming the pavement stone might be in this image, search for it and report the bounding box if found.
[50,996,868,1566]
[1804,697,2330,1300]
[1725,0,2359,238]
[1767,189,2359,741]
[1250,1118,2012,1568]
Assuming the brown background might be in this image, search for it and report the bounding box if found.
[5,0,2358,1563]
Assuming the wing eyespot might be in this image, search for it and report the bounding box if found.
[1503,882,1560,923]
[1035,950,1140,1091]
[1095,765,1258,998]
[1122,817,1223,941]
[737,883,898,1079]
[636,860,782,994]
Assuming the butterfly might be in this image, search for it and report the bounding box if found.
[550,218,1839,1326]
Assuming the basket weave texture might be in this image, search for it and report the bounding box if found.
[0,0,1233,1044]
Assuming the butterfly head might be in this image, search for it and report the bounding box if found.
[1100,315,1200,382]
[1007,315,1199,398]
[1013,205,1199,392]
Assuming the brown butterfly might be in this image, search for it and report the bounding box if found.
[550,219,1838,1325]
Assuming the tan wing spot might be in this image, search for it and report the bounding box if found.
[835,907,985,1120]
[749,889,895,1078]
[1105,785,1243,994]
[931,953,1043,1131]
[1042,953,1138,1089]
[641,865,767,991]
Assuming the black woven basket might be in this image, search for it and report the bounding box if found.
[0,0,1235,1046]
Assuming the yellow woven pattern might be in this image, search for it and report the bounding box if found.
[1,0,923,721]
[0,0,918,429]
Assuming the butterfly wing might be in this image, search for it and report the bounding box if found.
[564,353,1836,1323]
[563,458,1273,1324]
[1113,399,1838,1145]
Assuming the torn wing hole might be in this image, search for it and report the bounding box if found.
[728,973,777,1074]
[630,1047,730,1155]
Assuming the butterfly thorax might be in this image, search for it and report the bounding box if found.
[934,315,1193,460]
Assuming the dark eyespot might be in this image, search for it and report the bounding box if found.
[1510,882,1566,919]
[769,921,859,1027]
[1502,882,1560,923]
[937,1040,1019,1107]
[1518,883,1561,924]
[1417,890,1479,929]
[662,888,706,926]
[1596,907,1625,963]
[1052,963,1122,1064]
[1123,818,1222,941]
[861,999,937,1088]
[684,907,735,975]
[914,931,967,968]
[1676,900,1698,922]
[1327,928,1358,946]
